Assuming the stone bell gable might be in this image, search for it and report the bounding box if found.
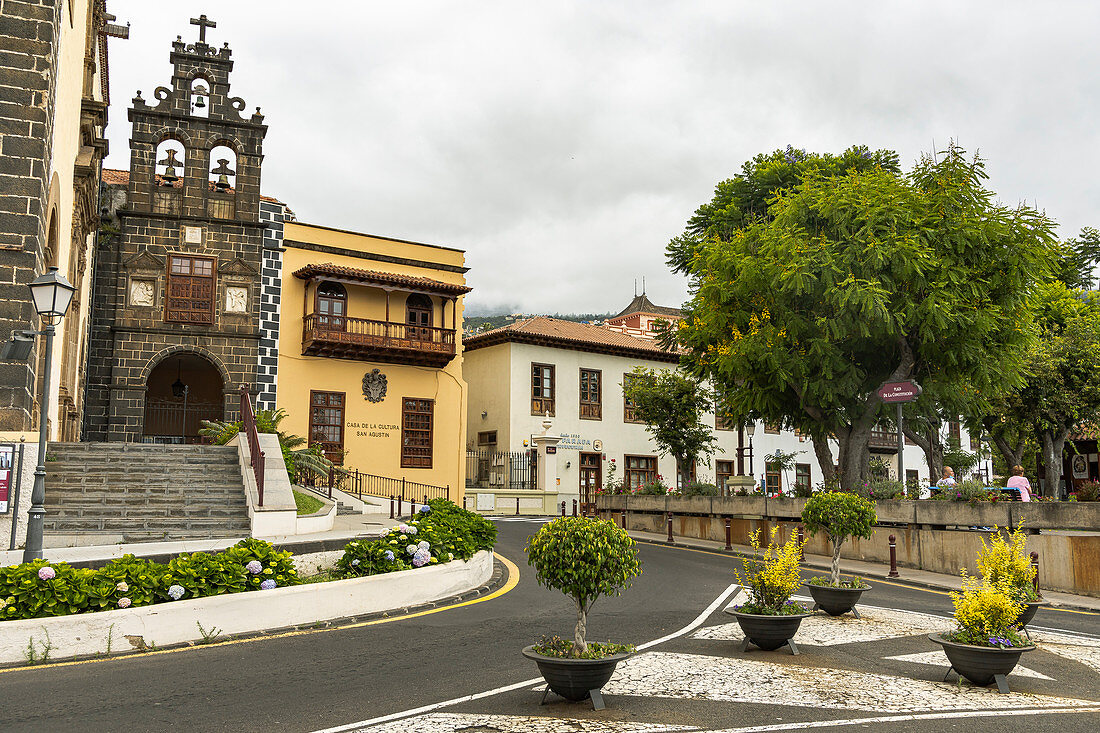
[84,16,270,443]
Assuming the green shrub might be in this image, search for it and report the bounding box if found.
[525,517,640,657]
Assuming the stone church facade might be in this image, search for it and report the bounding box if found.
[84,19,269,442]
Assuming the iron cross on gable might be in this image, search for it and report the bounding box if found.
[190,14,216,43]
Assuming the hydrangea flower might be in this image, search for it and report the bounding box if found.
[116,581,129,593]
[168,584,185,600]
[417,541,429,550]
[411,548,431,567]
[37,566,55,581]
[384,550,394,561]
[118,597,132,609]
[260,579,277,590]
[351,559,360,567]
[406,544,418,556]
[246,560,263,575]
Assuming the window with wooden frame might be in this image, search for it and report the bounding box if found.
[623,373,644,424]
[165,254,215,324]
[765,461,782,493]
[308,391,345,465]
[579,368,601,420]
[531,363,555,416]
[315,281,347,331]
[764,421,781,435]
[401,397,434,468]
[716,460,734,490]
[624,455,657,488]
[794,463,811,492]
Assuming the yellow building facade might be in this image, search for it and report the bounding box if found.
[274,222,470,498]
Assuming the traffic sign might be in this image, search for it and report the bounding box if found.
[878,380,922,403]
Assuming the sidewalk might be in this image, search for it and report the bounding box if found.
[626,528,1100,613]
[0,512,400,568]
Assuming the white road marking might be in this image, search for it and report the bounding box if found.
[702,706,1100,732]
[312,584,740,733]
[883,651,1055,680]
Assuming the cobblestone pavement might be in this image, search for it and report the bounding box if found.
[348,599,1100,733]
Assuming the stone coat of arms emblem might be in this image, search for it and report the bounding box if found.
[362,369,388,403]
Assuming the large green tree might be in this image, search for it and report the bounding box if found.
[668,144,1059,491]
[622,367,717,489]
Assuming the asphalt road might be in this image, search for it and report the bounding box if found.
[0,519,1097,733]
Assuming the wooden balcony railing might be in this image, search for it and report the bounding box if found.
[302,313,457,367]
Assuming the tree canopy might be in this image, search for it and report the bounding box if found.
[668,143,1060,491]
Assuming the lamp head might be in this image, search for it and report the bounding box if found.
[28,266,75,319]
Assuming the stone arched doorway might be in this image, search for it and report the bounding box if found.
[142,352,225,442]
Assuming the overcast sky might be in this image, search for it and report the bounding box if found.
[103,1,1100,315]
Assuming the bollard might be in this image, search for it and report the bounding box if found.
[389,495,395,520]
[561,501,566,517]
[1031,551,1041,598]
[572,499,578,517]
[516,496,520,516]
[666,512,675,544]
[397,495,403,516]
[620,510,626,529]
[797,525,805,560]
[724,517,732,551]
[888,535,899,578]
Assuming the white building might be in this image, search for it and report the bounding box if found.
[463,301,935,506]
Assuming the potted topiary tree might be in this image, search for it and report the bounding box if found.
[929,573,1035,693]
[800,491,877,616]
[725,527,810,654]
[523,516,641,709]
[977,523,1045,634]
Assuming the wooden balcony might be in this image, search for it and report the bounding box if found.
[869,429,899,453]
[302,314,456,367]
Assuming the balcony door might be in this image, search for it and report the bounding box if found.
[316,282,346,332]
[406,294,433,342]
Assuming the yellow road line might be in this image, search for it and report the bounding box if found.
[0,552,520,676]
[640,538,1100,617]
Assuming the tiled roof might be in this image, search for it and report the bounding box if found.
[292,262,472,296]
[464,316,681,363]
[609,293,682,321]
[101,168,284,204]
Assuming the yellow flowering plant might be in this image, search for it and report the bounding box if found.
[976,522,1037,602]
[948,572,1026,648]
[734,527,807,615]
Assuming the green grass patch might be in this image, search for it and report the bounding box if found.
[293,490,325,516]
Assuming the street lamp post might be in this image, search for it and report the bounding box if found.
[21,267,75,562]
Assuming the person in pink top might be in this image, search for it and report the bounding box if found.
[1006,465,1032,501]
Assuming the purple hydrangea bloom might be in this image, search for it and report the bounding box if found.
[260,579,277,590]
[246,560,263,575]
[117,597,132,609]
[168,584,185,600]
[384,550,395,561]
[37,566,55,581]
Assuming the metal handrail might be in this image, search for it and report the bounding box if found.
[239,384,265,506]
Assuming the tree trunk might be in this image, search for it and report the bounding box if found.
[1040,429,1070,499]
[812,435,836,486]
[574,599,588,657]
[831,536,842,584]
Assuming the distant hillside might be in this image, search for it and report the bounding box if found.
[464,312,614,336]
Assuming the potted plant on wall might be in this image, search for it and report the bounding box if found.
[523,516,641,710]
[977,522,1045,634]
[929,574,1035,693]
[725,526,810,654]
[800,492,877,617]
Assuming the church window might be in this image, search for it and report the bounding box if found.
[531,363,555,416]
[165,255,216,324]
[315,282,347,331]
[308,391,345,465]
[579,368,601,420]
[207,145,237,218]
[401,397,434,469]
[405,294,433,341]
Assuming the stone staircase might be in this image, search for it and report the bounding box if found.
[43,443,252,543]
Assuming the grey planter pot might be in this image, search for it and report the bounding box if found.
[522,645,632,709]
[724,608,812,653]
[929,633,1035,692]
[804,582,871,617]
